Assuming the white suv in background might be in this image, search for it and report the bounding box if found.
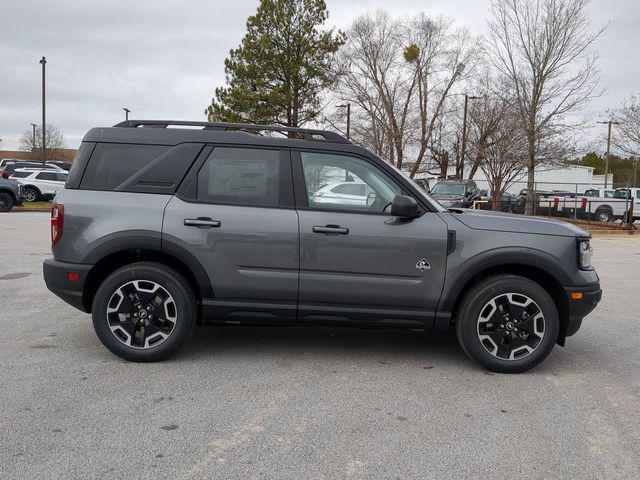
[10,168,68,202]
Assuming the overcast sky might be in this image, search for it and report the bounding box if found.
[0,0,637,153]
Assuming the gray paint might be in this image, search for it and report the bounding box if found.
[162,196,299,303]
[52,189,170,263]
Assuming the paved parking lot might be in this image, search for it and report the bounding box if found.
[1,212,639,479]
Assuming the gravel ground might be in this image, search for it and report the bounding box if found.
[1,212,639,480]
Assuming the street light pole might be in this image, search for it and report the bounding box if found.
[30,123,37,155]
[597,120,621,188]
[337,103,351,140]
[39,56,47,165]
[460,94,482,180]
[123,107,131,121]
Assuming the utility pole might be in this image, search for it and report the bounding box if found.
[337,103,351,140]
[30,123,37,155]
[39,56,47,165]
[460,94,482,179]
[123,107,131,121]
[597,119,621,188]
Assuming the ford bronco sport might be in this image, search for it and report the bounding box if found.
[43,120,602,373]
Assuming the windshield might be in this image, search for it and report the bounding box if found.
[432,183,465,196]
[386,163,446,212]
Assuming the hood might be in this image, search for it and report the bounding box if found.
[449,208,589,237]
[431,193,464,200]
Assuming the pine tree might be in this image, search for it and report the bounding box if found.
[205,0,345,127]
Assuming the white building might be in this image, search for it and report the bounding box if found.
[414,164,611,195]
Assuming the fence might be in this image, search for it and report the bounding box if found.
[468,179,637,229]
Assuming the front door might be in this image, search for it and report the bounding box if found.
[163,146,299,322]
[294,151,448,326]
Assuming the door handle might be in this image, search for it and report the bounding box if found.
[312,225,349,235]
[184,217,221,228]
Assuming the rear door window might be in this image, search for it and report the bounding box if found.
[196,147,290,207]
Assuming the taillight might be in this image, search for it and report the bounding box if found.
[51,204,64,247]
[1,170,8,179]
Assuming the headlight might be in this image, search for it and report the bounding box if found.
[578,239,593,270]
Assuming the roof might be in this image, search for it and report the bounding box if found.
[84,120,371,156]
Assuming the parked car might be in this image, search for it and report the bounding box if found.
[43,120,601,373]
[311,181,373,207]
[0,177,23,212]
[10,168,68,202]
[478,191,519,212]
[583,188,614,198]
[49,161,72,171]
[1,161,64,178]
[430,180,482,208]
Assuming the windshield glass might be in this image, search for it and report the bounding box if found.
[386,163,446,212]
[432,183,465,196]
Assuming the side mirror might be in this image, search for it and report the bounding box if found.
[390,194,419,218]
[480,189,488,196]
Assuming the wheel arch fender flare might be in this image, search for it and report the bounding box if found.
[437,247,572,314]
[81,231,214,302]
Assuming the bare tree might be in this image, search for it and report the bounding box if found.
[19,124,67,162]
[611,94,640,156]
[333,11,477,174]
[480,109,527,208]
[488,0,606,214]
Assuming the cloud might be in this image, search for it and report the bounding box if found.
[1,0,638,153]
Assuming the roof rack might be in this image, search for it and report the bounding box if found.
[113,120,350,144]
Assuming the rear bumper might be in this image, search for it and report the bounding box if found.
[43,258,93,312]
[563,282,602,336]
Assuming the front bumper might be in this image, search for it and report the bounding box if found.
[563,282,602,336]
[43,258,93,312]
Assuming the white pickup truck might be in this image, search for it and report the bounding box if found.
[538,188,639,222]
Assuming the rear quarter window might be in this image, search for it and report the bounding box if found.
[80,143,168,191]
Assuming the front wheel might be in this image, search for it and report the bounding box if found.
[456,275,559,373]
[22,186,40,202]
[91,262,196,361]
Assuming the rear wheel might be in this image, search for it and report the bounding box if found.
[595,208,612,223]
[91,262,196,361]
[0,192,14,212]
[456,275,559,373]
[22,186,40,202]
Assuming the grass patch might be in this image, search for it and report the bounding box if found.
[14,201,51,212]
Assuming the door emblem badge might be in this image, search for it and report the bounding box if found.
[416,258,431,271]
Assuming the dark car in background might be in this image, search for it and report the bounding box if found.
[430,180,482,208]
[1,161,64,178]
[0,177,24,212]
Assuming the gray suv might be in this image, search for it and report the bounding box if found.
[43,120,602,373]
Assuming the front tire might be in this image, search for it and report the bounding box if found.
[456,275,559,373]
[22,186,40,202]
[91,262,196,361]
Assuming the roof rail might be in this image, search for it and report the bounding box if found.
[113,120,350,144]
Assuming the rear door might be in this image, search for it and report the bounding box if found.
[293,150,448,326]
[163,146,299,322]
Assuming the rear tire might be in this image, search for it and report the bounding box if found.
[91,262,196,362]
[455,275,559,373]
[595,208,612,223]
[22,186,40,202]
[0,192,14,212]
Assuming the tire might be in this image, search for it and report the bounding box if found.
[594,208,612,223]
[22,186,40,202]
[455,275,559,373]
[0,192,14,212]
[91,262,196,362]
